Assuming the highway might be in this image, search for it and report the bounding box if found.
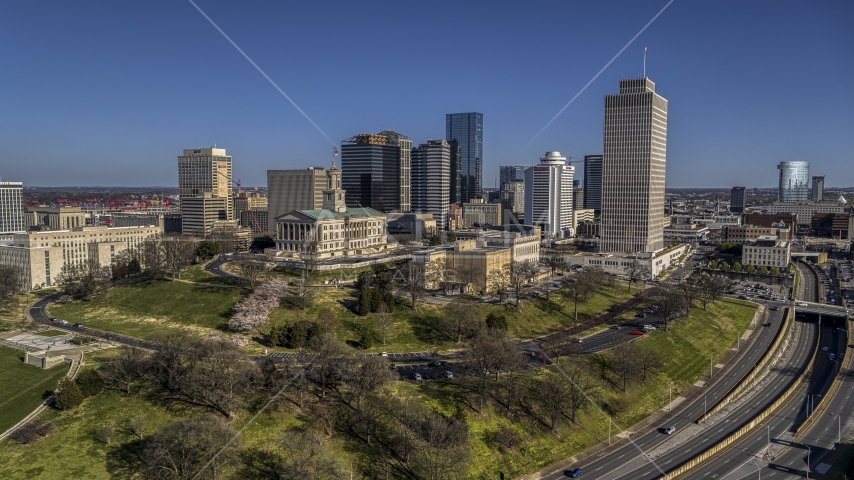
[540,304,787,480]
[565,311,818,480]
[683,312,848,480]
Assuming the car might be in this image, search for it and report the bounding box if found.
[664,425,676,435]
[381,352,388,357]
[389,364,396,371]
[73,322,82,328]
[413,373,422,381]
[567,468,583,478]
[572,338,585,344]
[60,320,69,324]
[631,330,646,336]
[444,371,453,379]
[796,302,808,307]
[643,325,656,331]
[636,312,647,318]
[823,346,829,351]
[771,306,779,311]
[610,325,623,330]
[840,353,845,360]
[49,317,57,322]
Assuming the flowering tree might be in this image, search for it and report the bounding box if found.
[229,277,288,332]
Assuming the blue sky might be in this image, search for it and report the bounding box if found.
[1,1,852,188]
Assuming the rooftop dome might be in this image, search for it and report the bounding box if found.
[540,151,566,165]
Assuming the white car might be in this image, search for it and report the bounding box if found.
[664,425,676,435]
[823,346,829,352]
[444,371,453,379]
[796,302,808,307]
[381,352,388,357]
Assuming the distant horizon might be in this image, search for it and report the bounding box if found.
[18,185,854,191]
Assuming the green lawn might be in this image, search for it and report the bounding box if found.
[0,386,183,480]
[0,346,68,434]
[47,278,247,340]
[179,263,240,286]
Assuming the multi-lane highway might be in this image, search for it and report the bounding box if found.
[683,312,848,479]
[558,310,818,480]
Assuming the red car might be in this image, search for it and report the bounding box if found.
[631,330,646,336]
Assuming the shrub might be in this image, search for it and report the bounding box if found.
[485,312,508,331]
[11,419,55,445]
[76,368,105,397]
[491,426,522,451]
[53,378,84,410]
[93,423,115,445]
[357,325,375,349]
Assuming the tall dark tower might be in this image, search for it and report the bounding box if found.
[446,112,483,203]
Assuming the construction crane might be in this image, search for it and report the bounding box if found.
[215,169,264,236]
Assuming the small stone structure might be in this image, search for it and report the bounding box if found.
[24,351,70,369]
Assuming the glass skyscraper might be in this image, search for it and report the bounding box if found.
[446,112,483,203]
[777,161,809,202]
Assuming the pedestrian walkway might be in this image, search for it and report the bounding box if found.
[2,332,78,353]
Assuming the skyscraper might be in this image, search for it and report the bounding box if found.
[0,181,24,235]
[777,161,810,202]
[177,147,233,235]
[341,131,411,213]
[730,186,746,213]
[411,139,451,230]
[446,112,483,203]
[267,167,330,231]
[812,175,825,202]
[600,78,668,254]
[449,140,462,205]
[583,154,603,215]
[499,166,526,186]
[524,152,574,238]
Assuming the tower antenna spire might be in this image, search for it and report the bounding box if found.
[643,46,647,78]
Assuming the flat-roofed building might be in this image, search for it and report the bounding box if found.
[767,201,845,226]
[811,213,853,240]
[0,181,24,236]
[565,244,689,278]
[411,139,450,230]
[664,223,709,245]
[386,212,437,242]
[26,206,86,231]
[0,224,162,290]
[178,147,233,234]
[462,200,501,228]
[240,208,268,234]
[180,194,229,236]
[412,239,511,293]
[572,209,595,233]
[742,236,790,269]
[341,131,411,213]
[743,212,799,233]
[722,224,791,244]
[267,167,329,232]
[730,187,746,213]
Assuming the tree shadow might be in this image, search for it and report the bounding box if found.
[105,438,146,479]
[408,313,448,344]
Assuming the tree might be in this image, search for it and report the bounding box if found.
[732,262,743,273]
[358,284,371,316]
[99,345,147,394]
[771,267,781,276]
[394,262,427,311]
[344,356,396,409]
[76,368,105,397]
[234,255,274,291]
[197,241,221,260]
[250,235,276,252]
[745,263,756,274]
[316,307,337,335]
[758,265,769,275]
[527,371,571,431]
[56,259,109,300]
[54,378,84,410]
[162,234,197,280]
[485,312,508,331]
[652,286,688,331]
[306,334,349,402]
[288,272,317,311]
[442,301,485,343]
[487,268,510,305]
[623,259,651,292]
[11,419,54,445]
[465,330,522,411]
[0,265,25,312]
[607,342,638,392]
[140,236,167,276]
[679,278,699,316]
[709,260,719,270]
[446,230,457,243]
[720,261,730,271]
[241,430,345,480]
[139,415,239,480]
[541,254,567,277]
[697,275,729,310]
[635,343,663,381]
[229,277,288,332]
[509,261,536,309]
[93,423,115,445]
[357,325,375,349]
[560,276,592,329]
[376,302,392,345]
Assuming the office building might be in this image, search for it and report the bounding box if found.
[499,166,526,187]
[0,181,24,236]
[572,208,595,233]
[742,236,790,269]
[412,240,511,294]
[730,187,746,213]
[722,224,791,244]
[777,161,809,202]
[500,179,525,218]
[386,213,438,241]
[810,213,853,240]
[461,200,501,228]
[233,191,267,222]
[411,139,450,230]
[583,155,603,215]
[240,208,268,234]
[341,131,411,213]
[524,151,574,238]
[178,147,233,234]
[449,140,462,205]
[0,224,162,291]
[573,185,584,215]
[812,175,825,202]
[600,78,668,254]
[267,167,330,232]
[766,201,845,226]
[446,112,483,202]
[26,206,86,230]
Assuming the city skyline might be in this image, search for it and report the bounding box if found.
[1,1,853,188]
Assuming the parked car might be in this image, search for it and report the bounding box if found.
[444,371,453,379]
[381,352,388,357]
[643,325,656,332]
[771,306,779,311]
[60,320,68,324]
[413,373,422,381]
[664,425,676,435]
[631,330,646,336]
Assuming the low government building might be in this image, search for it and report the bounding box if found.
[0,224,163,291]
[411,239,511,294]
[564,244,690,278]
[741,236,791,269]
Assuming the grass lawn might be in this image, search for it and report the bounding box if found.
[179,263,241,286]
[0,346,68,434]
[47,278,247,341]
[32,330,68,337]
[0,386,183,480]
[393,298,756,478]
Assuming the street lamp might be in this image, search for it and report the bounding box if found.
[749,457,761,480]
[806,445,811,479]
[829,413,841,445]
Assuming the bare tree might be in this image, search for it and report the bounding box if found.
[56,259,109,300]
[442,301,485,343]
[509,261,536,309]
[306,333,349,402]
[541,253,567,277]
[99,345,148,394]
[344,356,397,409]
[487,268,510,305]
[623,259,651,292]
[697,274,729,310]
[241,430,345,480]
[0,265,25,312]
[652,286,688,331]
[556,357,599,424]
[139,415,239,480]
[234,254,273,291]
[140,235,167,277]
[679,277,700,316]
[608,342,638,392]
[162,234,197,281]
[288,271,317,311]
[394,262,427,311]
[376,302,392,345]
[465,330,522,411]
[635,343,663,381]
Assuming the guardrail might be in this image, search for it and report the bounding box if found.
[659,310,822,479]
[696,305,792,423]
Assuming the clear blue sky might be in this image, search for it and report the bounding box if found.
[1,1,852,188]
